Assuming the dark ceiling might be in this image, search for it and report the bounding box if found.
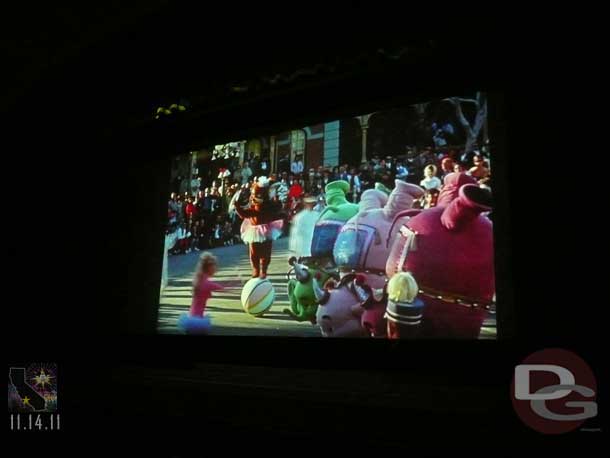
[5,5,509,115]
[5,4,528,162]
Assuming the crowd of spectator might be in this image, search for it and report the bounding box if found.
[167,146,491,254]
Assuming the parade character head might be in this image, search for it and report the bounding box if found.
[386,184,494,338]
[385,271,426,339]
[313,273,368,338]
[359,187,389,212]
[436,172,477,207]
[250,176,270,210]
[323,180,352,209]
[334,180,424,289]
[310,180,359,259]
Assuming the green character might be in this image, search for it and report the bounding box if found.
[285,181,359,323]
[284,257,337,323]
[318,180,360,222]
[309,180,360,259]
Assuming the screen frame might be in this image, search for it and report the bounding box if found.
[119,84,514,372]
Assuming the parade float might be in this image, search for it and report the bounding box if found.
[284,180,358,324]
[385,183,495,338]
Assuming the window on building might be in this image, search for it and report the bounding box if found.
[291,130,305,163]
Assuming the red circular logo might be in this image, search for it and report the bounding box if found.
[511,348,597,434]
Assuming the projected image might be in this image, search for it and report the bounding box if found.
[158,93,496,339]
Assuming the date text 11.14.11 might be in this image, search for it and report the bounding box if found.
[9,414,60,431]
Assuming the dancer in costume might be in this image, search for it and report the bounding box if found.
[177,252,223,334]
[234,177,283,278]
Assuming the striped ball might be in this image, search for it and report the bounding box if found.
[241,278,275,316]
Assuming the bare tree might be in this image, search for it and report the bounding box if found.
[444,93,487,153]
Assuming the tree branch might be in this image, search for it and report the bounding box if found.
[444,97,478,106]
[451,99,474,138]
[471,99,488,140]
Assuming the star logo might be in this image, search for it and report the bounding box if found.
[22,396,32,408]
[32,369,54,389]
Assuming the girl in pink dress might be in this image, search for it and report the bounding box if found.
[177,252,224,334]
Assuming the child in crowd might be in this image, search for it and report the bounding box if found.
[423,188,440,209]
[419,164,442,190]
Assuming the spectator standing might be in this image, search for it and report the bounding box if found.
[395,162,409,181]
[175,195,185,224]
[359,162,373,191]
[454,162,467,173]
[291,155,304,176]
[259,157,269,176]
[440,157,454,181]
[468,154,490,180]
[176,223,191,254]
[349,167,361,202]
[209,187,221,216]
[249,154,259,176]
[233,165,242,184]
[185,197,196,222]
[241,161,253,185]
[420,164,442,190]
[288,178,303,205]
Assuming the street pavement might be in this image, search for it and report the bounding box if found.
[157,237,496,338]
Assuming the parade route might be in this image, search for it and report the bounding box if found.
[158,237,321,336]
[158,237,496,338]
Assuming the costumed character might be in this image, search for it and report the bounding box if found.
[332,180,423,336]
[310,180,359,260]
[284,195,331,323]
[436,171,477,207]
[234,177,283,278]
[385,271,426,339]
[385,184,494,338]
[312,273,369,338]
[284,256,337,323]
[283,181,358,323]
[334,180,424,289]
[288,195,319,257]
[177,252,223,334]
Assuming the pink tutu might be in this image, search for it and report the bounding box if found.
[241,219,284,243]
